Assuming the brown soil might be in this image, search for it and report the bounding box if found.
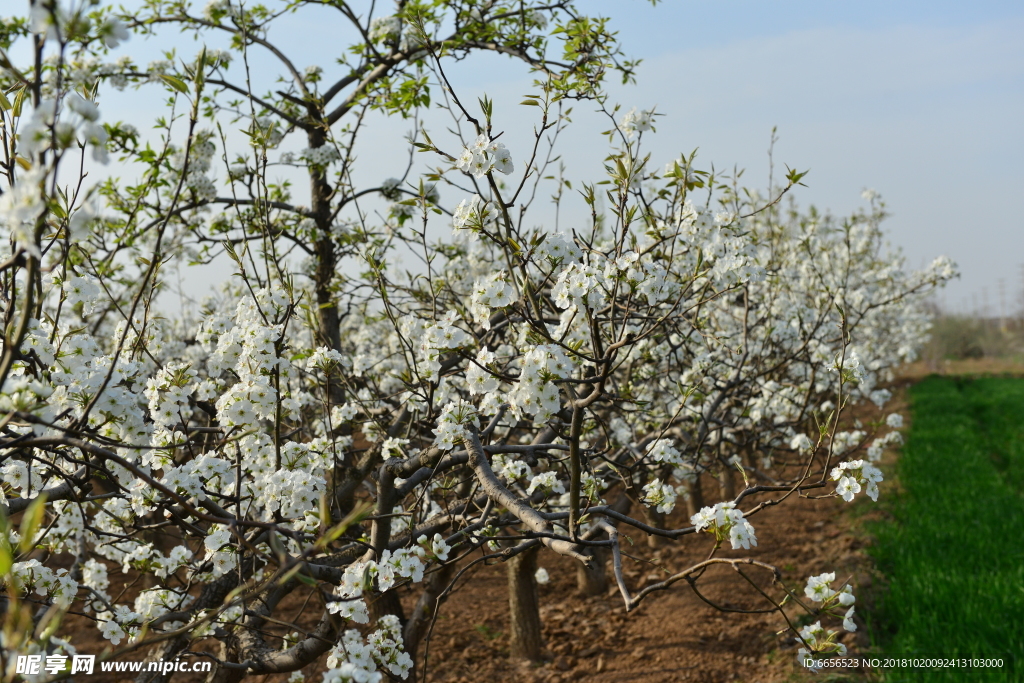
[413,482,875,683]
[55,379,928,683]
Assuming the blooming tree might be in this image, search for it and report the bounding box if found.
[0,1,956,681]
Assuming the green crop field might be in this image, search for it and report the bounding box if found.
[867,376,1024,681]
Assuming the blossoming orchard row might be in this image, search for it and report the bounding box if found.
[0,2,955,682]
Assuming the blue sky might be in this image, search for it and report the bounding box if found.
[579,0,1024,315]
[61,1,1024,315]
[421,0,1022,314]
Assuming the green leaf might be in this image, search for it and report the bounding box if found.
[318,501,372,548]
[277,563,304,585]
[159,74,190,95]
[319,493,330,531]
[267,529,286,560]
[12,87,25,117]
[0,540,12,576]
[786,166,810,186]
[294,572,317,587]
[196,47,207,87]
[18,494,47,555]
[614,157,627,181]
[0,507,11,575]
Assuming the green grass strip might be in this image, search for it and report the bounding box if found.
[867,376,1024,682]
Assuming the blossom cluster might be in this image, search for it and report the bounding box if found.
[327,535,451,627]
[797,572,858,667]
[641,478,679,514]
[324,616,411,682]
[300,144,343,167]
[171,133,218,202]
[831,460,884,502]
[432,399,477,450]
[455,134,514,178]
[618,107,654,138]
[691,502,758,550]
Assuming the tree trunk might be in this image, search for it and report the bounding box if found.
[405,563,456,663]
[743,446,764,481]
[368,588,406,630]
[576,546,608,596]
[368,467,406,630]
[642,508,667,548]
[685,476,704,518]
[507,546,543,661]
[718,466,735,501]
[203,641,245,683]
[308,125,341,355]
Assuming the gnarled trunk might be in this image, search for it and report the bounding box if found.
[507,546,543,661]
[576,546,608,596]
[718,466,736,501]
[642,508,667,548]
[308,125,341,356]
[368,588,406,629]
[405,562,457,666]
[685,476,704,519]
[368,465,406,630]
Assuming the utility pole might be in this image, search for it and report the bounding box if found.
[1019,263,1024,326]
[999,278,1006,332]
[983,287,990,328]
